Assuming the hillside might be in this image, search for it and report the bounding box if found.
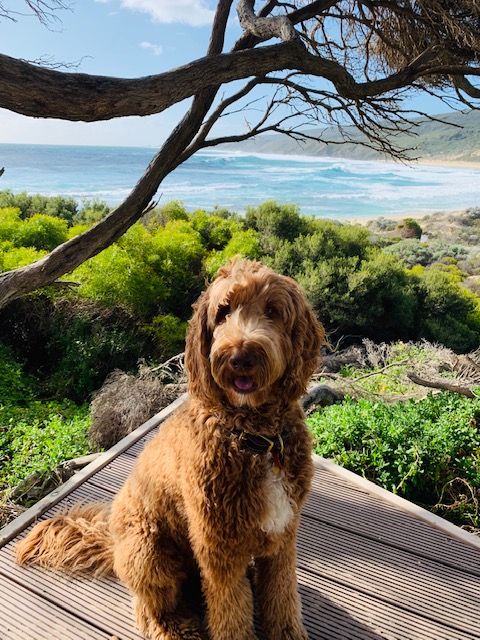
[227,110,480,164]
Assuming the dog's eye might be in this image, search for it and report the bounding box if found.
[265,306,278,318]
[216,304,230,324]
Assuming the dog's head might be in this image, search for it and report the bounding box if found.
[185,258,325,408]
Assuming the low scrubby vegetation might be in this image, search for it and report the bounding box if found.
[1,191,480,530]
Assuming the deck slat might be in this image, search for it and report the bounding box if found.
[307,467,480,575]
[0,574,115,640]
[297,568,480,640]
[297,514,479,636]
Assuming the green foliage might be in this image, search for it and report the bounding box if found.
[12,213,68,251]
[0,190,78,225]
[205,229,261,278]
[0,207,22,242]
[396,217,423,239]
[0,343,34,404]
[73,199,112,225]
[189,209,243,251]
[145,314,188,358]
[74,224,168,318]
[245,201,314,245]
[412,265,480,351]
[308,393,480,527]
[44,301,148,401]
[150,220,205,318]
[0,401,90,488]
[144,201,190,230]
[1,245,47,271]
[384,238,468,268]
[297,251,416,340]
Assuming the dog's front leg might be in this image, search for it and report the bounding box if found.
[255,526,308,640]
[198,555,257,640]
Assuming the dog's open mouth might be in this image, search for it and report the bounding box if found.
[233,376,255,393]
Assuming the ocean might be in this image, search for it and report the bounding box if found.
[0,143,479,220]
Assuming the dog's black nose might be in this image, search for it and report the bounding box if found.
[229,352,254,371]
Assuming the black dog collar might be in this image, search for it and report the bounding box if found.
[231,428,285,455]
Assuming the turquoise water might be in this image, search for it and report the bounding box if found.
[0,143,479,220]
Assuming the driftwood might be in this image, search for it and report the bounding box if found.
[407,372,477,399]
[8,453,103,503]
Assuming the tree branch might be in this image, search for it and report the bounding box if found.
[1,37,478,122]
[0,0,234,308]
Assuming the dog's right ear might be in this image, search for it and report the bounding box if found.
[184,291,220,404]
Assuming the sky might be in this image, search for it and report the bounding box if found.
[0,0,455,148]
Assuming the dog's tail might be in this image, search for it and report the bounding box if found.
[16,503,114,577]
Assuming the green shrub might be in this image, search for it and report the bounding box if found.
[73,199,112,225]
[245,201,314,244]
[384,239,468,268]
[75,224,168,317]
[145,314,188,358]
[0,191,78,224]
[205,229,261,278]
[12,213,68,251]
[0,207,22,242]
[44,301,148,401]
[308,393,480,527]
[412,265,480,351]
[189,209,243,251]
[0,343,34,404]
[1,245,47,271]
[0,401,90,488]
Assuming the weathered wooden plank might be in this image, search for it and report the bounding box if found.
[314,456,480,553]
[297,568,480,640]
[297,515,480,636]
[0,573,115,640]
[307,467,480,576]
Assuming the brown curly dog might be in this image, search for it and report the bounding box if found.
[16,258,325,640]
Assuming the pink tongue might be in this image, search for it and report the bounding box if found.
[234,376,253,391]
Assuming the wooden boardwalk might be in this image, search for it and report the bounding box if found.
[1,394,480,640]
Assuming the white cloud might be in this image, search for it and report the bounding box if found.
[120,0,214,27]
[140,41,163,56]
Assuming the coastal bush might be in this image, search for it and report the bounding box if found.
[144,314,188,359]
[0,343,34,404]
[0,190,78,224]
[308,392,480,528]
[12,213,68,251]
[245,201,314,245]
[74,224,169,318]
[204,229,261,277]
[297,251,416,341]
[0,207,22,241]
[0,245,47,271]
[0,401,90,488]
[189,209,242,251]
[150,220,205,318]
[73,199,112,225]
[44,300,149,401]
[384,238,468,268]
[395,217,423,239]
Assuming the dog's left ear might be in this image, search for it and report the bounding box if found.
[282,282,325,401]
[185,291,221,404]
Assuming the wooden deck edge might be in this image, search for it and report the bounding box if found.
[0,393,188,548]
[313,454,480,552]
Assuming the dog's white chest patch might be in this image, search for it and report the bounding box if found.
[260,467,294,535]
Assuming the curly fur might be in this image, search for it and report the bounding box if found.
[16,258,325,640]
